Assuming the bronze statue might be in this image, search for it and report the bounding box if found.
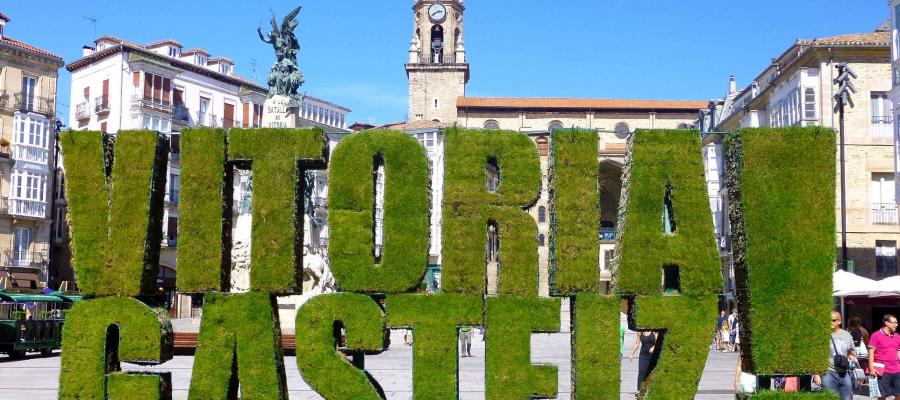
[257,6,304,100]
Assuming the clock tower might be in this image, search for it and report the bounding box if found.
[406,0,469,123]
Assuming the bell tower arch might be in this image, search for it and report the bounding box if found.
[406,0,469,123]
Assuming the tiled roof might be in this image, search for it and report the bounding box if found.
[797,31,890,47]
[145,39,183,49]
[0,12,10,22]
[207,56,234,65]
[181,48,209,56]
[378,120,451,131]
[1,36,63,61]
[457,97,707,111]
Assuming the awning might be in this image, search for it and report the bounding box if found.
[49,291,83,302]
[834,270,900,298]
[0,291,65,302]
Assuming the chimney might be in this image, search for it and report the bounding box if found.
[82,45,95,57]
[728,75,737,94]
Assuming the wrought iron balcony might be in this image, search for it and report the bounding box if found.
[2,249,49,271]
[871,116,893,138]
[75,102,91,120]
[13,93,54,116]
[173,105,191,123]
[872,202,899,225]
[94,95,110,114]
[223,118,241,129]
[131,95,173,114]
[197,113,219,127]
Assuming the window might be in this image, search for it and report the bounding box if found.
[12,170,46,201]
[614,122,630,138]
[548,121,563,132]
[13,227,30,266]
[538,234,545,247]
[142,73,171,105]
[141,115,170,132]
[536,136,549,156]
[14,114,49,149]
[169,174,180,203]
[483,120,499,130]
[876,240,898,278]
[872,93,893,138]
[219,64,231,75]
[486,158,500,193]
[487,224,499,263]
[167,217,178,246]
[538,206,546,223]
[168,47,180,57]
[804,88,817,120]
[871,173,897,225]
[199,97,210,125]
[434,98,439,109]
[197,55,206,65]
[21,76,36,109]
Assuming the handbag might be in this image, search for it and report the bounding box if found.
[856,340,868,359]
[831,337,850,373]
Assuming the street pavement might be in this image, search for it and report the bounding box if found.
[0,330,743,400]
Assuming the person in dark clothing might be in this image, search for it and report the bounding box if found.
[847,316,870,370]
[629,331,660,390]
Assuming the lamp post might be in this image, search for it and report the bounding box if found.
[833,62,857,271]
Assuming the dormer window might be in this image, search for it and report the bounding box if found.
[196,55,206,65]
[168,47,180,57]
[219,64,231,75]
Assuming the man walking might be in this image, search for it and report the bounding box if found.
[459,325,473,357]
[868,314,900,399]
[814,311,856,400]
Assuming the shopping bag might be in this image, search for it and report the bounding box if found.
[870,376,881,398]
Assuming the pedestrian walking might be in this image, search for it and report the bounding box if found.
[729,312,740,352]
[868,314,900,400]
[629,330,659,390]
[814,311,856,400]
[848,316,870,370]
[715,310,727,350]
[459,325,473,357]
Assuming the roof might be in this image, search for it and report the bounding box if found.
[67,38,265,92]
[457,97,707,111]
[0,36,63,62]
[181,48,210,56]
[796,31,890,47]
[0,12,9,22]
[0,291,64,302]
[379,120,452,131]
[145,39,183,49]
[207,56,234,65]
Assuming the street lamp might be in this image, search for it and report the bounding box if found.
[833,62,857,271]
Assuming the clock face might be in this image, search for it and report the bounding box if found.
[428,3,447,23]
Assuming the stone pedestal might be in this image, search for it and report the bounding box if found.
[261,95,299,128]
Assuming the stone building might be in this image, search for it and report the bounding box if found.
[702,28,899,322]
[399,0,705,296]
[0,12,64,291]
[64,35,350,317]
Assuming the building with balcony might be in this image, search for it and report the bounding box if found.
[0,12,63,290]
[701,25,898,319]
[63,34,352,317]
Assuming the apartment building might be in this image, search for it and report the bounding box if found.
[0,12,64,290]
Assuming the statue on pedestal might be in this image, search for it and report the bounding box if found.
[257,6,305,102]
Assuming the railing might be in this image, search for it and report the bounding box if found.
[223,119,241,129]
[872,116,893,138]
[131,95,173,114]
[94,95,110,114]
[197,113,219,127]
[415,50,460,64]
[75,102,90,120]
[4,249,49,269]
[9,198,46,218]
[0,196,9,214]
[173,105,190,123]
[872,202,899,225]
[13,93,53,116]
[11,144,49,164]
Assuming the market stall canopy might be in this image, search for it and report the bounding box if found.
[0,291,65,302]
[869,276,900,298]
[833,269,877,296]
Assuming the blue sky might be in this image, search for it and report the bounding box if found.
[1,0,891,126]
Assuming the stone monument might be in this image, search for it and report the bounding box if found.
[257,6,304,128]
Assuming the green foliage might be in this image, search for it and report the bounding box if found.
[178,128,228,293]
[329,130,431,293]
[550,129,601,295]
[60,130,168,296]
[188,292,287,400]
[227,128,326,294]
[572,294,620,400]
[386,294,482,399]
[486,296,560,400]
[60,297,173,399]
[725,127,835,375]
[631,295,718,399]
[296,293,385,399]
[442,127,542,296]
[615,129,720,296]
[106,373,171,400]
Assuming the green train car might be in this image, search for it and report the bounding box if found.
[0,291,80,358]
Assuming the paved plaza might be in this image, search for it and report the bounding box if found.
[1,330,743,400]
